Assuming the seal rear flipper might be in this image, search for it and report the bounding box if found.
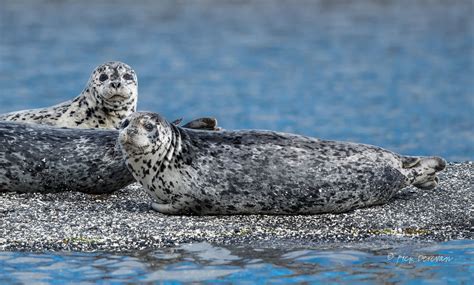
[401,156,421,168]
[404,156,446,190]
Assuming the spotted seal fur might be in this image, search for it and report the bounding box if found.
[0,116,218,193]
[0,61,138,129]
[118,112,446,215]
[0,121,132,193]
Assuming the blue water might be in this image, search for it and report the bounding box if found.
[0,0,473,283]
[0,0,473,161]
[1,240,473,284]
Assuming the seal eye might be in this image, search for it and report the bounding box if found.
[144,122,154,132]
[99,74,108,82]
[123,73,134,81]
[121,119,129,129]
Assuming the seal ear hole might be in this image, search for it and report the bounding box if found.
[123,73,134,81]
[99,74,108,82]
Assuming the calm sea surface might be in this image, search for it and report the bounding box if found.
[1,240,473,284]
[0,0,472,283]
[0,0,472,161]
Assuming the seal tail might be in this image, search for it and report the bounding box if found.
[402,156,446,190]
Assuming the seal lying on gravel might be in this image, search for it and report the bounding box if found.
[0,117,218,193]
[118,112,446,215]
[0,61,138,129]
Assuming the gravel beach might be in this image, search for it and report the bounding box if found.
[0,162,472,252]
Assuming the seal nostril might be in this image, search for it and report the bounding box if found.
[127,128,138,136]
[110,82,121,89]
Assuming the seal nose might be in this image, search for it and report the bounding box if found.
[110,82,121,89]
[127,127,138,137]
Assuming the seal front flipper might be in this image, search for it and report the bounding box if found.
[182,117,220,131]
[151,202,184,215]
[151,201,196,215]
[172,118,183,125]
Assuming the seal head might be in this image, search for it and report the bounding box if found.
[87,61,138,112]
[118,112,171,157]
[118,112,187,207]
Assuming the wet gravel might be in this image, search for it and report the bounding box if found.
[0,162,472,252]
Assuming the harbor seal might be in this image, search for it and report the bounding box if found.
[0,61,219,131]
[0,61,138,129]
[118,112,446,215]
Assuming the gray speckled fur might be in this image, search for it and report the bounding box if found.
[0,121,133,194]
[119,112,446,215]
[0,118,220,193]
[0,61,138,129]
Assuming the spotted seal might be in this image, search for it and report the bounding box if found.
[0,61,138,129]
[118,112,446,215]
[0,61,220,132]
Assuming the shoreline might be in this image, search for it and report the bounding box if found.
[0,162,472,252]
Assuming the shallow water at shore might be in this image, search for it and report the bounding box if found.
[1,240,473,284]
